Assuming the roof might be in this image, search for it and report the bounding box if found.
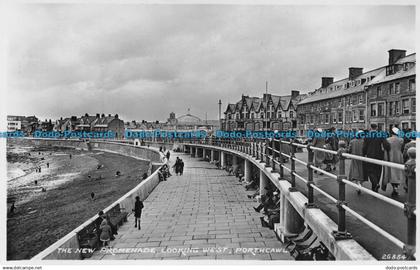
[368,53,416,85]
[298,53,416,105]
[298,67,384,105]
[176,113,202,124]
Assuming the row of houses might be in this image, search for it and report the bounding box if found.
[222,49,416,135]
[7,113,126,139]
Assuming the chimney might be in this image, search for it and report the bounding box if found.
[263,93,270,101]
[348,67,363,80]
[96,113,100,118]
[108,114,111,117]
[321,77,334,88]
[291,90,300,99]
[388,49,406,65]
[114,114,119,119]
[101,113,105,118]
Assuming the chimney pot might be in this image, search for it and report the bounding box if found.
[348,67,363,80]
[388,49,406,65]
[321,77,334,88]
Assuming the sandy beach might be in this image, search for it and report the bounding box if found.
[7,144,150,260]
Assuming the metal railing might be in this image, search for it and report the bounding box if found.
[181,136,416,260]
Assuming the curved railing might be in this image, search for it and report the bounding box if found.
[178,137,416,260]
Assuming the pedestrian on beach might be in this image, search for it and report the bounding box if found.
[133,196,144,230]
[348,130,366,194]
[382,127,404,196]
[99,219,112,247]
[362,124,389,192]
[173,157,181,175]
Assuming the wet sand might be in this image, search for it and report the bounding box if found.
[7,145,150,260]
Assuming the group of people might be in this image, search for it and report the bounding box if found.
[253,187,280,230]
[172,157,185,176]
[94,196,144,248]
[346,124,415,196]
[158,164,172,181]
[310,124,415,196]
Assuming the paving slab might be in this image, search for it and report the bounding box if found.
[88,152,292,260]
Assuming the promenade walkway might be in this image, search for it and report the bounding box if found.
[89,152,292,260]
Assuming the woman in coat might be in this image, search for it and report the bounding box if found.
[133,196,144,230]
[312,128,326,174]
[348,131,365,194]
[382,127,405,196]
[99,219,113,248]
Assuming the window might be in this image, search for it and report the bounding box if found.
[403,99,410,114]
[370,104,377,116]
[310,115,314,124]
[377,86,382,97]
[333,113,337,123]
[260,113,264,119]
[352,111,357,122]
[412,98,416,113]
[378,103,385,117]
[395,101,400,114]
[359,109,365,122]
[338,112,343,123]
[389,83,395,95]
[411,122,416,131]
[389,101,394,116]
[395,82,400,94]
[402,122,409,130]
[289,111,294,118]
[378,123,385,131]
[359,94,363,104]
[409,79,416,91]
[251,113,255,119]
[325,113,330,124]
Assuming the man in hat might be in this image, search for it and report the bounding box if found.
[362,124,389,192]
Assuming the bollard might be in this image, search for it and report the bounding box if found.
[333,141,352,240]
[404,147,416,260]
[305,143,316,208]
[289,141,297,192]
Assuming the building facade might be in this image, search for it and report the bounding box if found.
[296,49,416,134]
[366,50,416,132]
[222,91,306,132]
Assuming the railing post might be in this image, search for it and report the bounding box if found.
[272,139,277,173]
[260,141,265,163]
[289,141,297,192]
[333,141,352,240]
[265,139,271,167]
[404,147,416,260]
[278,140,284,180]
[305,143,316,208]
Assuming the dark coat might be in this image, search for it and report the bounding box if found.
[362,133,389,173]
[134,201,144,218]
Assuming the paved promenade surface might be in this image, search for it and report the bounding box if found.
[89,152,292,260]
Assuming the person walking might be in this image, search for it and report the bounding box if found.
[362,124,389,192]
[348,131,366,194]
[312,128,326,175]
[382,127,404,196]
[179,159,184,175]
[166,151,170,161]
[133,196,144,230]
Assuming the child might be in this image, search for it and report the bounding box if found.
[133,196,144,230]
[99,219,112,248]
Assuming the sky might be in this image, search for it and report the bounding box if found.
[5,4,415,123]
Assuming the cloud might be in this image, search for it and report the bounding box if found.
[5,4,415,121]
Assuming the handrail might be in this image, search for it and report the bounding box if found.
[182,137,416,260]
